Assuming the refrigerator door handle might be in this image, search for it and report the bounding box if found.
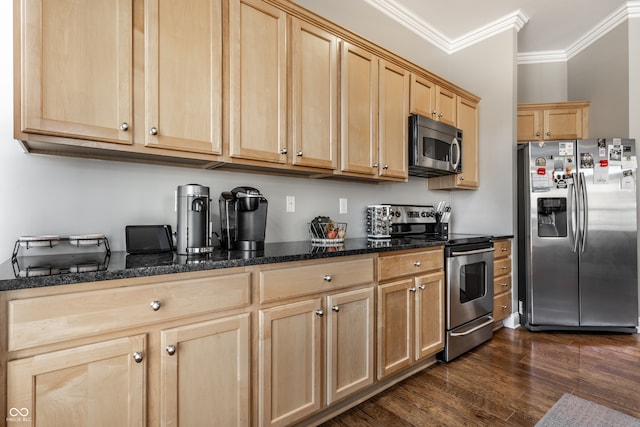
[579,171,588,252]
[569,172,580,252]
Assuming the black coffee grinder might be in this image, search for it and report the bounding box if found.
[219,186,268,250]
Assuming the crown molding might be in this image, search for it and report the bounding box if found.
[362,0,529,54]
[518,0,640,64]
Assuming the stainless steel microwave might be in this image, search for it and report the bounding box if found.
[409,114,462,178]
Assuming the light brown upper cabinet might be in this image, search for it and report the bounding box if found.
[228,0,287,164]
[144,0,223,155]
[19,0,133,144]
[517,101,590,142]
[410,74,456,126]
[340,42,379,178]
[378,60,410,180]
[429,96,479,190]
[289,18,339,171]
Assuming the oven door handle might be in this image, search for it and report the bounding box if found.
[450,247,495,257]
[450,317,494,337]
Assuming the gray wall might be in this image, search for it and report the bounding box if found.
[568,22,630,138]
[1,1,516,262]
[517,62,568,103]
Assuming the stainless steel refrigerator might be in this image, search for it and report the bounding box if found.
[518,139,638,332]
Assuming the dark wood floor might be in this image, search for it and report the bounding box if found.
[321,327,640,426]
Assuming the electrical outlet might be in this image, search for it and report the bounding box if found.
[339,198,348,214]
[286,196,295,213]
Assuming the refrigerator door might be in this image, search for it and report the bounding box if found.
[526,142,580,327]
[577,139,638,327]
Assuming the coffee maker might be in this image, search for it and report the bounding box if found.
[176,184,214,255]
[219,186,268,250]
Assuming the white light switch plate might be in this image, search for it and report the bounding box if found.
[339,198,347,214]
[286,196,295,213]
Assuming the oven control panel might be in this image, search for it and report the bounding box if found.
[388,205,437,224]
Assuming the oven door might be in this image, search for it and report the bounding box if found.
[445,244,494,330]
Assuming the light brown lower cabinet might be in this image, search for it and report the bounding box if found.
[7,335,147,427]
[259,287,375,427]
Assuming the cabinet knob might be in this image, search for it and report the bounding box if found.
[418,284,426,290]
[383,164,389,169]
[372,163,379,168]
[315,309,324,316]
[438,112,444,118]
[132,352,144,363]
[536,132,541,137]
[280,148,288,154]
[414,261,421,267]
[501,247,508,252]
[150,300,162,311]
[409,287,417,292]
[166,345,176,356]
[332,305,340,312]
[323,275,332,282]
[546,132,551,136]
[501,283,509,287]
[501,266,508,270]
[501,305,508,310]
[120,122,129,131]
[149,127,158,135]
[431,110,437,117]
[460,176,465,181]
[296,151,303,157]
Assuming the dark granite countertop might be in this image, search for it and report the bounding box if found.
[0,237,448,292]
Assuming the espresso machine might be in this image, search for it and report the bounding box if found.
[176,184,214,255]
[219,186,268,250]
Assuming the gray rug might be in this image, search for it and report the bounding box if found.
[536,393,640,427]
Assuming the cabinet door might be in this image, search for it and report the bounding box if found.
[21,0,132,144]
[434,86,457,126]
[378,60,409,180]
[377,278,413,379]
[455,96,479,188]
[326,287,374,404]
[145,0,223,155]
[544,108,583,140]
[259,299,322,427]
[409,74,435,118]
[415,272,445,360]
[7,335,146,427]
[517,110,542,141]
[229,0,287,163]
[340,42,378,177]
[160,314,250,426]
[290,18,338,170]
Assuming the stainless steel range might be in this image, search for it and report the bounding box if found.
[367,204,494,362]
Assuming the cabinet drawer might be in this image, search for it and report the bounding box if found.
[493,274,512,296]
[493,240,511,258]
[259,257,374,303]
[378,247,443,282]
[493,292,512,322]
[8,272,251,351]
[494,257,511,277]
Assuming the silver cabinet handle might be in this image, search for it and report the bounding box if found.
[536,131,541,137]
[280,148,288,154]
[438,112,444,118]
[546,131,551,136]
[166,345,176,356]
[418,284,426,290]
[150,300,161,311]
[501,247,508,252]
[372,163,379,168]
[460,176,465,181]
[501,283,509,287]
[149,127,158,135]
[132,352,144,363]
[297,151,303,157]
[120,122,129,131]
[332,305,340,312]
[414,261,421,267]
[501,305,508,310]
[383,164,388,169]
[501,266,508,270]
[409,287,417,292]
[431,110,437,117]
[315,309,324,316]
[323,275,332,282]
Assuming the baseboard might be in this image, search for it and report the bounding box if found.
[502,312,520,329]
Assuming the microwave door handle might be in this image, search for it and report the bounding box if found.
[450,138,460,171]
